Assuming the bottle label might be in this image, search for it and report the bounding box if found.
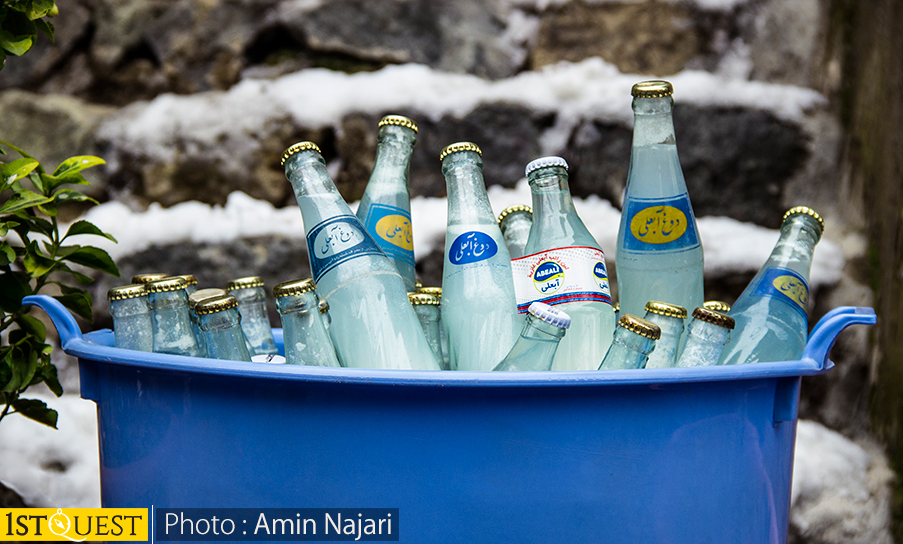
[623,194,700,252]
[751,266,810,319]
[448,231,498,265]
[511,246,613,313]
[363,203,415,267]
[307,216,384,282]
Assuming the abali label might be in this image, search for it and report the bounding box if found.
[511,246,612,313]
[622,193,700,252]
[751,266,810,319]
[363,203,415,267]
[307,216,384,282]
[448,231,498,265]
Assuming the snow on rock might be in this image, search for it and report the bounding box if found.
[791,420,894,543]
[0,393,100,508]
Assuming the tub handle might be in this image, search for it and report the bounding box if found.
[803,306,876,370]
[21,295,84,350]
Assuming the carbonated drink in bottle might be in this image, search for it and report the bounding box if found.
[227,276,278,356]
[146,276,203,357]
[408,292,444,368]
[274,278,340,367]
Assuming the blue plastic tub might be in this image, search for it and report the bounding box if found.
[25,295,875,544]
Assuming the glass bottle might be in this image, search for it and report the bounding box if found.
[642,301,687,369]
[498,205,533,259]
[598,314,661,370]
[173,274,198,296]
[282,141,440,370]
[227,276,278,356]
[274,278,341,367]
[408,292,444,369]
[318,298,331,331]
[703,300,731,313]
[719,207,824,365]
[131,273,169,285]
[417,286,449,369]
[145,276,203,357]
[515,156,617,371]
[616,80,704,318]
[440,142,519,372]
[195,295,252,362]
[676,307,735,367]
[188,287,230,357]
[355,115,418,292]
[108,284,153,352]
[493,302,570,372]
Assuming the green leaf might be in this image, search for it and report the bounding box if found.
[63,220,117,243]
[62,245,119,277]
[0,271,32,312]
[0,355,11,393]
[0,30,34,57]
[54,291,93,321]
[16,315,46,343]
[0,141,35,161]
[40,172,88,194]
[52,188,97,205]
[34,17,53,42]
[52,155,105,178]
[2,345,37,393]
[0,220,18,236]
[12,398,58,429]
[0,189,53,214]
[23,241,55,277]
[0,242,15,266]
[10,212,52,237]
[26,0,55,20]
[49,263,94,285]
[1,157,39,187]
[39,364,62,396]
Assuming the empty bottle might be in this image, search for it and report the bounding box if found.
[642,301,687,369]
[598,314,661,370]
[498,205,533,259]
[493,302,570,372]
[408,292,444,368]
[274,278,340,367]
[719,207,824,365]
[195,295,252,362]
[676,307,735,367]
[356,115,418,292]
[188,287,230,357]
[132,273,169,285]
[145,276,203,357]
[616,80,704,318]
[227,276,278,356]
[282,141,440,370]
[516,156,616,371]
[108,284,153,352]
[440,142,519,371]
[703,300,731,313]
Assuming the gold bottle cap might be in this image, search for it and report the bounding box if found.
[379,115,418,133]
[273,278,317,298]
[440,142,482,162]
[617,314,662,340]
[703,300,732,313]
[145,276,188,294]
[189,288,228,310]
[692,307,735,330]
[107,284,147,301]
[631,80,674,98]
[416,287,442,298]
[131,273,169,285]
[408,292,440,306]
[318,299,329,315]
[415,278,423,289]
[613,302,620,313]
[525,156,569,177]
[172,274,198,286]
[194,295,239,316]
[227,276,265,291]
[644,301,688,319]
[497,204,533,226]
[281,141,321,166]
[783,206,825,234]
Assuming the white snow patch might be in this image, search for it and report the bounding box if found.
[505,0,750,12]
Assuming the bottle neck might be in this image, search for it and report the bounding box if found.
[499,212,532,237]
[602,327,656,369]
[285,150,340,200]
[529,166,577,218]
[520,313,567,342]
[766,215,822,270]
[631,96,677,147]
[369,126,415,190]
[442,151,495,225]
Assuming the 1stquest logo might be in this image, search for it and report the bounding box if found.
[1,508,148,541]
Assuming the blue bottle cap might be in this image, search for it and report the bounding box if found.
[525,156,568,177]
[528,301,571,329]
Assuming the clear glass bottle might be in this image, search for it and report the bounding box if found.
[642,301,687,369]
[227,276,278,356]
[318,298,331,331]
[516,156,617,371]
[720,207,824,365]
[408,293,444,369]
[440,142,519,372]
[188,287,231,358]
[108,284,153,352]
[598,314,661,370]
[676,307,735,367]
[145,276,203,357]
[417,286,448,369]
[131,273,169,285]
[616,80,704,319]
[282,141,440,370]
[274,278,341,367]
[498,205,533,259]
[703,300,731,313]
[195,295,252,362]
[493,302,570,372]
[355,115,418,292]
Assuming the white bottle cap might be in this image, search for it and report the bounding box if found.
[525,156,568,177]
[528,301,571,329]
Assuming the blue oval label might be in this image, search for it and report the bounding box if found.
[533,261,564,294]
[449,231,498,265]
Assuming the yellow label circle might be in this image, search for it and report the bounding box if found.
[630,205,688,244]
[772,275,808,308]
[375,215,413,251]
